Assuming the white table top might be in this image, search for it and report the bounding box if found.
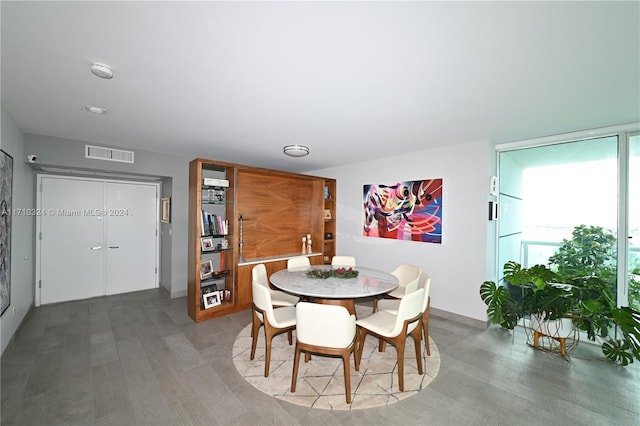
[270,265,399,299]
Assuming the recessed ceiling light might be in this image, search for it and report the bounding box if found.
[283,145,310,157]
[90,62,114,79]
[85,105,107,114]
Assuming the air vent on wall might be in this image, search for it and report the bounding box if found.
[85,145,134,163]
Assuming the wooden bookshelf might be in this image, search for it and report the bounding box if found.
[188,158,335,322]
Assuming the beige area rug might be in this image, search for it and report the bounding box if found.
[232,304,440,410]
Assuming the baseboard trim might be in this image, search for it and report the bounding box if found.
[1,302,35,361]
[430,307,488,330]
[170,289,187,299]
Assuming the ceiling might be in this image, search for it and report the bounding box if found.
[2,1,639,174]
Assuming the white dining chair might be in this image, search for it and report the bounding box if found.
[387,264,422,298]
[252,263,299,307]
[331,255,356,268]
[287,256,310,271]
[377,272,432,355]
[291,302,358,404]
[356,288,424,392]
[372,263,421,312]
[250,281,296,377]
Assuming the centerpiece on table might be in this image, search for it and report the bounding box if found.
[306,267,359,279]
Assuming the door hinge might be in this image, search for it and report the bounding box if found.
[155,267,158,274]
[39,280,42,289]
[39,232,42,241]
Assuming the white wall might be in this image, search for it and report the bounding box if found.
[312,139,494,324]
[1,106,35,354]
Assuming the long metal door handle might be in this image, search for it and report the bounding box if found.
[108,246,119,249]
[91,246,102,250]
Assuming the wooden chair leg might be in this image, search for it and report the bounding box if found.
[250,312,262,360]
[342,352,352,404]
[392,335,406,392]
[353,341,360,372]
[355,328,367,366]
[411,324,423,375]
[263,329,273,377]
[423,299,431,356]
[291,344,301,392]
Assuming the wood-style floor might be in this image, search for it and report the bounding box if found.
[1,288,639,425]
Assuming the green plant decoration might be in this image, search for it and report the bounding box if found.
[305,267,359,279]
[480,258,640,365]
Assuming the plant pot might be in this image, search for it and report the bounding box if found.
[530,315,575,338]
[526,314,578,359]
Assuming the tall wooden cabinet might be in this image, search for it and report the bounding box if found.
[188,158,337,322]
[188,159,239,321]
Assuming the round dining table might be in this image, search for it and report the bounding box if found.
[269,265,399,316]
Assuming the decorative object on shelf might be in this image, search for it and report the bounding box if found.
[305,267,359,279]
[161,197,171,223]
[220,238,229,249]
[200,259,213,279]
[203,177,229,187]
[205,188,225,203]
[363,178,443,244]
[324,209,332,220]
[324,232,333,240]
[201,237,214,251]
[307,234,312,253]
[324,185,330,199]
[203,290,222,308]
[301,237,307,254]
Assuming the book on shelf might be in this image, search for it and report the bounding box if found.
[201,210,229,236]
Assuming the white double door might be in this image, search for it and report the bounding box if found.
[36,175,159,305]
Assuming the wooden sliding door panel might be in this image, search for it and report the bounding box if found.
[237,170,322,258]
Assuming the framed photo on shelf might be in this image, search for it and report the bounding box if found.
[201,237,214,251]
[200,259,213,279]
[203,290,221,309]
[324,209,332,220]
[161,197,171,223]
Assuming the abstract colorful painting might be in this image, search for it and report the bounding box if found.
[363,178,442,243]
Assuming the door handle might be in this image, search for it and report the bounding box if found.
[91,246,102,250]
[108,246,119,249]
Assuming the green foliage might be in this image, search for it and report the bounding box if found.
[480,280,519,329]
[549,224,616,279]
[481,224,640,365]
[601,339,634,366]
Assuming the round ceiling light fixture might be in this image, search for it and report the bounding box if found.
[85,105,107,114]
[283,144,310,157]
[90,62,114,79]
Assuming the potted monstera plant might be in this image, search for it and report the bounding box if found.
[480,260,640,365]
